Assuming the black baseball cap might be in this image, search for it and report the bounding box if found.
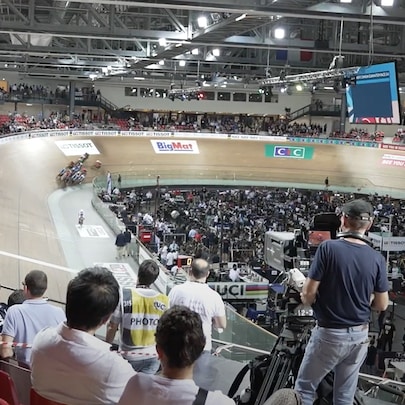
[342,199,373,221]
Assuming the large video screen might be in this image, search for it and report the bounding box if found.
[346,61,401,124]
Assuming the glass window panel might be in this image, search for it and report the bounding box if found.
[249,93,262,102]
[155,88,167,98]
[233,92,247,102]
[124,87,138,97]
[217,92,231,101]
[140,88,154,97]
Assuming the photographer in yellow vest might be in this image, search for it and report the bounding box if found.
[106,259,169,374]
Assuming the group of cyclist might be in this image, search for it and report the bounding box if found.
[56,153,89,186]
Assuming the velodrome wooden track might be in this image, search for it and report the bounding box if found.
[0,135,404,303]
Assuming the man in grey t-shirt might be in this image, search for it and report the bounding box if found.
[1,270,65,368]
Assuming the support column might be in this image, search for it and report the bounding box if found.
[339,90,347,135]
[69,81,75,120]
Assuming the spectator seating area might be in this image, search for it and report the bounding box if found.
[0,111,394,143]
[100,185,405,277]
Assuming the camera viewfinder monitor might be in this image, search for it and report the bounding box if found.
[308,230,331,247]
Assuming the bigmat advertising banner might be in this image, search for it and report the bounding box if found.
[265,145,314,159]
[150,139,200,154]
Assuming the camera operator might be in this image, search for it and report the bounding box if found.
[294,199,389,405]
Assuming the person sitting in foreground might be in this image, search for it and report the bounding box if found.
[31,267,135,404]
[118,305,235,405]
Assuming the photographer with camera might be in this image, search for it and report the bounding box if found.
[294,199,389,405]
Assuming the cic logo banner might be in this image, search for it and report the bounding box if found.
[265,145,314,160]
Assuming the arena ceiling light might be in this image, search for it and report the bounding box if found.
[340,0,352,3]
[197,16,208,28]
[158,38,167,47]
[212,48,221,57]
[274,28,286,39]
[179,60,186,67]
[191,48,199,55]
[379,0,394,6]
[235,14,247,22]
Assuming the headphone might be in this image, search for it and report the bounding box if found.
[336,231,373,246]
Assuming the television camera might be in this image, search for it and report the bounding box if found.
[264,212,342,275]
[231,213,368,405]
[230,267,316,405]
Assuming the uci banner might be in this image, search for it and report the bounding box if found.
[265,145,314,159]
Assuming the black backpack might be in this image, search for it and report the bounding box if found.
[228,354,274,405]
[228,354,365,405]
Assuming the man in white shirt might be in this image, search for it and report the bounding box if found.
[166,249,175,272]
[228,264,241,282]
[118,306,234,405]
[168,259,226,390]
[31,267,135,404]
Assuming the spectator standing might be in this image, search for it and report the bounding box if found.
[1,270,66,368]
[106,260,169,374]
[123,228,132,257]
[295,199,389,404]
[118,306,234,405]
[169,239,179,252]
[159,243,168,266]
[166,249,175,272]
[115,230,127,259]
[168,258,226,390]
[379,316,396,352]
[31,267,135,404]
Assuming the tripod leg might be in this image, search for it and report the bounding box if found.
[273,357,292,391]
[254,353,290,405]
[254,355,279,405]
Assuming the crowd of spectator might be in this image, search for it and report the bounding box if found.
[393,129,405,144]
[0,86,399,141]
[1,265,232,404]
[101,185,405,276]
[3,83,102,102]
[0,82,399,139]
[330,128,385,142]
[0,110,108,135]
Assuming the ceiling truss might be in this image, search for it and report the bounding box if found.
[0,0,404,87]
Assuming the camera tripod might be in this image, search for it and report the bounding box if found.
[254,315,315,405]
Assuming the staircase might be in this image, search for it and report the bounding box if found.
[288,103,342,122]
[288,104,311,121]
[75,95,120,116]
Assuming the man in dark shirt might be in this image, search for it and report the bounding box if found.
[379,317,396,352]
[295,199,389,405]
[115,231,127,259]
[123,228,132,257]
